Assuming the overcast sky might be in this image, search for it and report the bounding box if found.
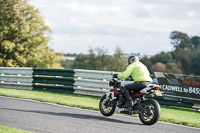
[30,0,200,55]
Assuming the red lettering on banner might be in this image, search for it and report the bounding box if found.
[182,79,200,87]
[192,80,200,86]
[182,79,191,85]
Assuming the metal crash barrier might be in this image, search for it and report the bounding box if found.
[0,67,199,109]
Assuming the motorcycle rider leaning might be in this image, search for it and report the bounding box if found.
[113,55,152,108]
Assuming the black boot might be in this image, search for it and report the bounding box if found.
[121,88,134,108]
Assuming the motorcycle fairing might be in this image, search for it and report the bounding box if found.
[140,84,160,94]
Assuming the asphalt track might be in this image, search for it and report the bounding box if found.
[0,96,199,133]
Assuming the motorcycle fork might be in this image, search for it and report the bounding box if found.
[105,91,117,107]
[106,91,117,100]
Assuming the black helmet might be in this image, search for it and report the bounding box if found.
[128,55,139,65]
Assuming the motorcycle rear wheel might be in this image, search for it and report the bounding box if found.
[139,99,161,125]
[99,94,116,117]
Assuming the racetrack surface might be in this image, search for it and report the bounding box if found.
[0,96,199,133]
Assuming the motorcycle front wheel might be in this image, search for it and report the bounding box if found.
[139,99,161,125]
[99,94,116,117]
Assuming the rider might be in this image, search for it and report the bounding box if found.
[113,55,152,108]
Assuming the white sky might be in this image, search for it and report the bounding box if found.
[30,0,200,55]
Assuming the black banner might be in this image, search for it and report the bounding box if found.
[153,72,200,104]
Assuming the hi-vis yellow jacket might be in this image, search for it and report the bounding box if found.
[118,61,152,82]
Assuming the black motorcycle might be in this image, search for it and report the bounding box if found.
[99,77,162,125]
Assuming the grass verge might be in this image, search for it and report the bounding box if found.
[0,125,31,133]
[0,88,199,128]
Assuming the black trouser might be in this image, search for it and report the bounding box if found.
[124,81,151,92]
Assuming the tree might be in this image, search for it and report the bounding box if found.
[72,55,87,69]
[191,52,200,75]
[0,0,61,68]
[72,47,126,72]
[91,47,111,70]
[165,62,182,74]
[73,47,113,71]
[150,62,166,72]
[60,60,73,69]
[150,52,173,64]
[112,47,126,72]
[170,31,192,50]
[140,31,200,75]
[191,36,200,49]
[169,31,197,74]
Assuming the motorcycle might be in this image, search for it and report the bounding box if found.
[99,77,162,125]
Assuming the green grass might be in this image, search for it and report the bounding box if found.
[0,88,199,128]
[0,125,31,133]
[160,105,200,128]
[0,88,100,110]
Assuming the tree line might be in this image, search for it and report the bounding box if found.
[59,31,200,75]
[141,31,200,75]
[1,0,200,75]
[71,47,127,72]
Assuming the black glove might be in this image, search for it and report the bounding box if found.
[113,74,118,78]
[126,76,133,81]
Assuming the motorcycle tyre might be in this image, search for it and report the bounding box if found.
[139,99,161,125]
[99,94,116,117]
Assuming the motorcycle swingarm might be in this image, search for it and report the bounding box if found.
[134,103,146,112]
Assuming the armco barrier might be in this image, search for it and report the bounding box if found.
[74,69,112,96]
[32,68,75,93]
[0,67,199,109]
[73,69,132,96]
[0,67,33,90]
[0,67,75,94]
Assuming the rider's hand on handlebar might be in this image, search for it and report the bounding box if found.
[112,74,118,78]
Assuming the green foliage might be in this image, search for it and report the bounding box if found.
[61,60,73,69]
[171,47,195,74]
[170,31,199,75]
[190,52,200,75]
[170,31,192,50]
[88,48,112,70]
[64,30,199,75]
[165,62,182,74]
[150,52,173,65]
[140,56,153,72]
[0,125,31,133]
[73,47,126,71]
[72,54,90,69]
[112,47,127,71]
[0,0,61,68]
[141,31,200,75]
[191,36,200,49]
